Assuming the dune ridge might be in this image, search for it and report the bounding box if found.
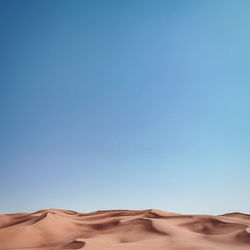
[0,208,249,250]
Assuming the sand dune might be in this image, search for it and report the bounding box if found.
[0,209,249,250]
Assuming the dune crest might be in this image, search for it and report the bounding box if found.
[0,209,249,250]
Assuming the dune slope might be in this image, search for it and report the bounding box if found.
[0,208,249,250]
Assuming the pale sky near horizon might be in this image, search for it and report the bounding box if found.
[1,0,250,215]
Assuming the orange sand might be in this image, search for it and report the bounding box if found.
[0,208,249,250]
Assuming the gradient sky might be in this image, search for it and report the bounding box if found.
[1,0,250,215]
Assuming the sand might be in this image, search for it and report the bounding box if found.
[0,208,249,250]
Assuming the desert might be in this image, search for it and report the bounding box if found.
[2,1,250,249]
[0,208,249,250]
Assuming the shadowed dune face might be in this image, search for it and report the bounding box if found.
[0,209,249,250]
[181,217,247,234]
[63,240,86,249]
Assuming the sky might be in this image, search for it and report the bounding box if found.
[1,0,250,215]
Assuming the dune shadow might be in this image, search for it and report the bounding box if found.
[63,240,86,249]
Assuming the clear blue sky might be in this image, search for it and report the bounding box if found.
[1,0,250,214]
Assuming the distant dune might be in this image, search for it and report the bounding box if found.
[0,208,249,250]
